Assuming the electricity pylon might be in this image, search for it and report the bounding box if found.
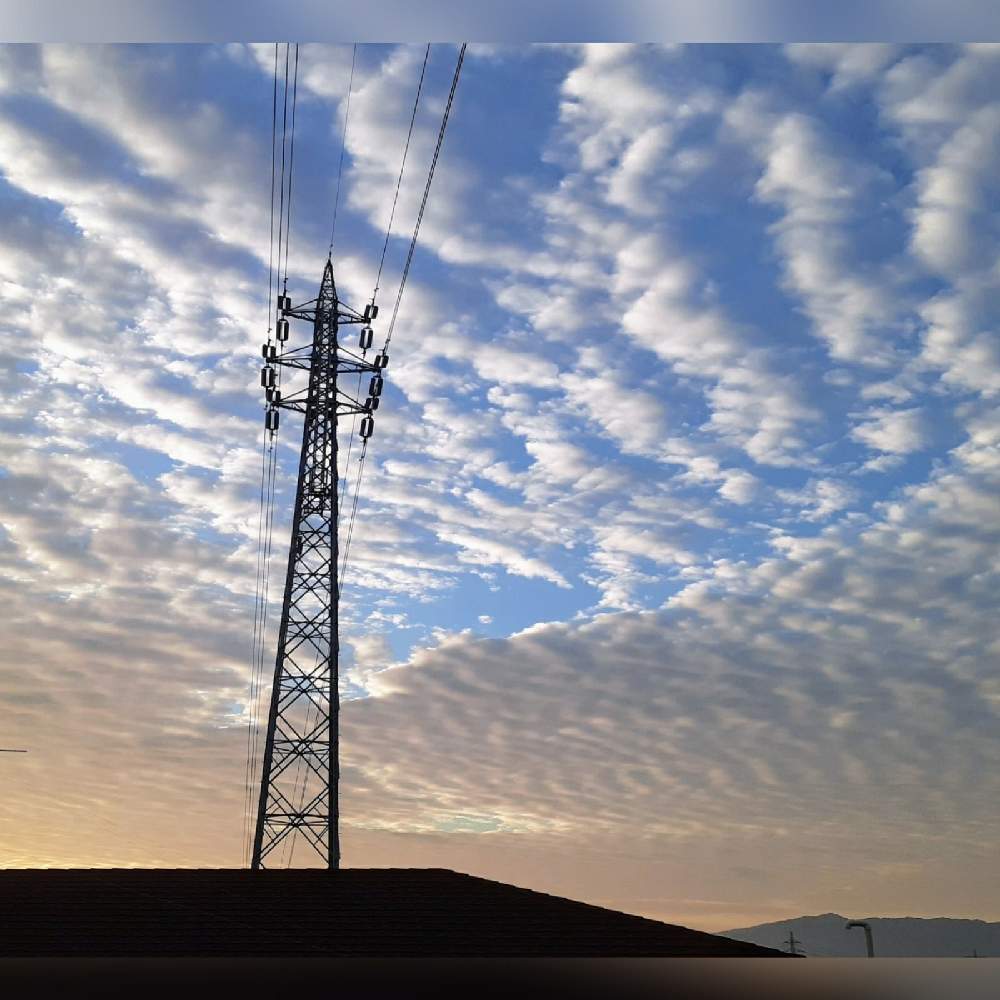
[251,258,385,869]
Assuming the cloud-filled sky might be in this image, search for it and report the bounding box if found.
[0,42,998,931]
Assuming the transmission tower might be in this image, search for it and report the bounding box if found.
[251,258,385,869]
[784,930,804,956]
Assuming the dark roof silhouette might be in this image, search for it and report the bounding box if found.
[0,868,785,957]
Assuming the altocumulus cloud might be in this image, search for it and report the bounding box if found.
[0,43,998,929]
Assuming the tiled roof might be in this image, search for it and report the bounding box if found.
[0,868,786,957]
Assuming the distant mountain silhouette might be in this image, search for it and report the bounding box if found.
[723,912,1000,957]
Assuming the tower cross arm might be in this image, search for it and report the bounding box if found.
[282,298,319,321]
[280,300,366,325]
[272,353,312,373]
[335,358,382,376]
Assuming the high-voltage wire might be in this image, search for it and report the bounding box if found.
[282,44,300,290]
[243,42,281,867]
[252,42,295,866]
[338,44,429,522]
[339,43,466,588]
[252,439,279,851]
[244,42,298,866]
[248,44,288,866]
[372,44,429,304]
[382,42,466,353]
[245,43,287,866]
[328,44,357,257]
[274,44,290,285]
[339,440,368,593]
[257,42,299,854]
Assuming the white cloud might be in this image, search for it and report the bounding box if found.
[717,470,759,505]
[2,44,998,931]
[784,43,900,90]
[877,46,1000,397]
[725,97,904,366]
[334,436,999,922]
[851,407,929,455]
[778,477,858,522]
[851,406,927,455]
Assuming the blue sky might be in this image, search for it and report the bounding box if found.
[0,42,998,930]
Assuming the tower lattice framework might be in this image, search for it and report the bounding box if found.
[252,259,382,869]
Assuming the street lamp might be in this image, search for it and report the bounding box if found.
[846,920,874,957]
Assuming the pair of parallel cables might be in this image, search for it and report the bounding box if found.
[243,42,299,867]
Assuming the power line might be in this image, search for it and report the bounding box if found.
[250,437,280,860]
[275,44,290,285]
[244,41,298,866]
[282,43,300,290]
[372,44,429,304]
[328,44,357,256]
[336,45,428,526]
[382,42,466,353]
[243,41,282,867]
[339,440,368,592]
[338,43,466,588]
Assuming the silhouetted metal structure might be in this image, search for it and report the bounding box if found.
[784,929,804,956]
[846,919,875,957]
[251,259,383,869]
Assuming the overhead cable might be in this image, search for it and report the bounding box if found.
[382,42,466,352]
[328,44,357,257]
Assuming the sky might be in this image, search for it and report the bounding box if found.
[0,42,998,933]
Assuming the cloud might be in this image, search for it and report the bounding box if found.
[724,95,905,367]
[784,43,900,91]
[777,477,858,522]
[334,432,999,924]
[878,46,1000,397]
[717,469,759,505]
[1,43,998,933]
[850,406,927,455]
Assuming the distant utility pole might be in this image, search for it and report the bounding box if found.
[846,920,875,957]
[784,930,804,956]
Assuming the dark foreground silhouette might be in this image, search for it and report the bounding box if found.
[0,867,784,957]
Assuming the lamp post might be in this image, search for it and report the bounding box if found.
[846,920,874,957]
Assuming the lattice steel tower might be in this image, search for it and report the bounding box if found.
[252,259,385,869]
